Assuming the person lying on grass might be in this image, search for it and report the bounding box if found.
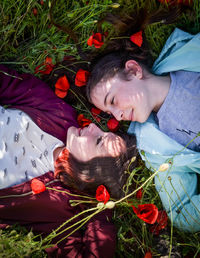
[0,64,137,257]
[86,6,200,232]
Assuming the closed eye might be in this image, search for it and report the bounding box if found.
[111,97,115,105]
[96,136,102,145]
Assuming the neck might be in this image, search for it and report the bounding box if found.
[147,73,171,112]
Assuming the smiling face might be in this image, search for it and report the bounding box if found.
[66,123,126,162]
[90,73,152,123]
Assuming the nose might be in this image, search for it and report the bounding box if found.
[112,109,123,121]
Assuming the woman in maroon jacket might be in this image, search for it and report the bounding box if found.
[0,65,137,257]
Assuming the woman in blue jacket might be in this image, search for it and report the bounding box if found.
[86,7,200,232]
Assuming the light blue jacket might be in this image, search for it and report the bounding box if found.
[128,28,200,232]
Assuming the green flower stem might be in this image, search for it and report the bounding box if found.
[46,187,96,200]
[56,208,104,245]
[43,206,100,243]
[70,200,97,206]
[114,169,159,205]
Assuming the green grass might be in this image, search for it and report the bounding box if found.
[0,0,200,257]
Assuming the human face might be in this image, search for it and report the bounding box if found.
[66,123,126,162]
[90,74,152,123]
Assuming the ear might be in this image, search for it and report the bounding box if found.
[125,60,143,79]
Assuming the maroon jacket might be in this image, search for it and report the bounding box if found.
[0,65,116,257]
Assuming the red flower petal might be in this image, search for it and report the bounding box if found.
[77,114,92,128]
[132,204,158,224]
[32,8,38,16]
[75,69,90,87]
[144,251,153,258]
[55,75,70,90]
[31,179,46,194]
[91,107,101,116]
[87,33,104,48]
[107,118,120,132]
[96,185,110,204]
[130,31,143,47]
[136,188,143,200]
[87,35,94,46]
[55,75,70,98]
[91,107,101,122]
[34,57,54,75]
[45,57,53,65]
[55,88,68,98]
[156,210,168,229]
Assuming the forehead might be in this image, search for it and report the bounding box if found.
[91,76,121,108]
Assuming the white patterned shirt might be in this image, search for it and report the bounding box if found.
[0,106,64,189]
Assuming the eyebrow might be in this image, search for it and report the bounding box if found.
[104,92,109,106]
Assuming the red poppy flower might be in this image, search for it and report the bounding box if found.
[132,204,158,224]
[35,57,54,75]
[75,69,90,87]
[32,8,38,16]
[87,33,104,48]
[91,107,101,122]
[107,118,120,132]
[77,114,92,128]
[130,31,143,47]
[31,179,46,194]
[150,210,168,235]
[55,75,70,98]
[136,188,143,200]
[96,185,110,204]
[40,0,44,5]
[144,251,153,258]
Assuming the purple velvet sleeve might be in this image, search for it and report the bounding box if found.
[0,65,78,143]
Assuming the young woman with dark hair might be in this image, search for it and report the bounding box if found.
[86,5,200,233]
[0,64,137,257]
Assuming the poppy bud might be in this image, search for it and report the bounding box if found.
[97,202,104,209]
[105,201,115,209]
[158,163,169,172]
[111,3,120,8]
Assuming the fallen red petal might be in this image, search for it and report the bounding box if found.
[130,31,143,47]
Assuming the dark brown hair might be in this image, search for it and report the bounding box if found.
[54,133,137,199]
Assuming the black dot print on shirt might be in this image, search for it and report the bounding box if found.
[14,156,18,165]
[5,142,8,152]
[26,122,29,131]
[14,133,19,143]
[6,117,10,125]
[31,160,37,168]
[4,168,7,177]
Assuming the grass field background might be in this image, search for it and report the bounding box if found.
[0,0,200,257]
